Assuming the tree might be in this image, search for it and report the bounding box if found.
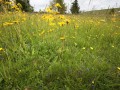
[70,0,80,14]
[50,0,66,14]
[16,0,33,12]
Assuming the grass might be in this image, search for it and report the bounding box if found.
[0,12,120,90]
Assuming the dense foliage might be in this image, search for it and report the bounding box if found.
[16,0,33,12]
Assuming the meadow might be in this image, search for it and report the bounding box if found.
[0,12,120,90]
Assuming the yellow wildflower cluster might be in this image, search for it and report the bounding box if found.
[46,7,53,13]
[3,22,14,26]
[3,20,20,26]
[11,4,21,11]
[42,14,55,22]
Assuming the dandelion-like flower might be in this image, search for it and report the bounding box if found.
[82,47,86,50]
[55,3,62,8]
[90,47,93,50]
[117,67,120,71]
[58,22,65,26]
[0,48,3,51]
[60,36,65,40]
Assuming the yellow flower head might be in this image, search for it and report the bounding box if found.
[90,47,94,50]
[82,47,86,50]
[0,48,3,51]
[58,22,65,26]
[3,22,14,26]
[117,67,120,71]
[60,36,65,40]
[55,3,62,8]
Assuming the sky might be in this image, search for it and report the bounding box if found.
[30,0,120,12]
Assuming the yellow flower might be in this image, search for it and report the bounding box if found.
[82,47,86,50]
[92,80,94,84]
[22,18,26,21]
[49,22,55,26]
[3,22,14,26]
[55,3,62,8]
[64,19,70,24]
[58,22,65,26]
[74,24,79,29]
[111,45,114,48]
[60,36,65,40]
[90,47,93,50]
[59,15,65,19]
[0,48,3,51]
[5,1,12,5]
[12,20,19,24]
[117,67,120,71]
[46,7,53,13]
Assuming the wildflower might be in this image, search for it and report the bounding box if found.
[117,67,120,71]
[58,22,65,26]
[90,47,93,50]
[74,24,79,29]
[102,34,104,36]
[60,36,65,40]
[82,47,86,50]
[92,80,94,84]
[5,1,12,5]
[22,18,26,21]
[64,19,70,24]
[55,3,62,8]
[0,48,3,51]
[12,20,19,24]
[46,7,53,13]
[49,22,55,26]
[19,70,22,72]
[111,45,114,48]
[3,22,14,26]
[59,15,65,19]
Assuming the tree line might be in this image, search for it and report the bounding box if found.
[0,0,80,14]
